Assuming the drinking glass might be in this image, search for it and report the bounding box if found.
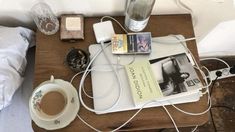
[125,0,156,32]
[31,2,59,35]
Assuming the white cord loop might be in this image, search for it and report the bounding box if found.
[69,16,230,132]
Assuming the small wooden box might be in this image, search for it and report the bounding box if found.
[60,14,84,42]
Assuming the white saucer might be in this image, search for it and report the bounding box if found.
[29,76,80,130]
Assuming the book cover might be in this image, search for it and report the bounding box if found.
[125,53,202,106]
[125,60,163,105]
[112,32,151,54]
[111,34,128,54]
[149,53,202,98]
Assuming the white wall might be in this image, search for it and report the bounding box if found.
[155,0,235,40]
[0,0,128,28]
[0,0,235,40]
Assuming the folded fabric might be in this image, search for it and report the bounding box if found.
[0,63,23,110]
[0,26,35,110]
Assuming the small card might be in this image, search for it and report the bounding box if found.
[60,14,84,41]
[65,17,81,31]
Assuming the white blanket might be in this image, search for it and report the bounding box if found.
[0,26,35,110]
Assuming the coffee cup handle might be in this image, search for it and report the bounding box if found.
[50,75,54,83]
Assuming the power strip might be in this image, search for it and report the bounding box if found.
[209,67,235,80]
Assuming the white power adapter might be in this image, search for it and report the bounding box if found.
[93,21,115,43]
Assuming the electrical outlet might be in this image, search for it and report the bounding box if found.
[209,67,235,80]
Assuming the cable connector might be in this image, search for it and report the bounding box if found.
[215,71,222,77]
[229,65,235,74]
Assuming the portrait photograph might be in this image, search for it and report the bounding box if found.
[149,53,201,96]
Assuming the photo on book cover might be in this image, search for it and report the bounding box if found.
[135,33,151,53]
[111,32,151,54]
[149,53,201,97]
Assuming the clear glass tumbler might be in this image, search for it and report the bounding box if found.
[31,2,59,35]
[125,0,156,32]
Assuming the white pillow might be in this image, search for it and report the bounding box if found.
[0,26,35,110]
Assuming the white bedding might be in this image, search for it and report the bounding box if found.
[0,26,35,110]
[0,48,35,132]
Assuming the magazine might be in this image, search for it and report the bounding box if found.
[125,53,202,106]
[111,32,151,54]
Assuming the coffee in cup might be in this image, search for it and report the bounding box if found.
[40,91,66,116]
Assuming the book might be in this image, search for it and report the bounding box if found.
[125,60,163,105]
[111,32,151,54]
[125,53,202,106]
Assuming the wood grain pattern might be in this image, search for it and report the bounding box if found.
[33,15,209,131]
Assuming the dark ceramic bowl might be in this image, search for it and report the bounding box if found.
[66,48,90,72]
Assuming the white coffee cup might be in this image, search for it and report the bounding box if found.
[29,75,80,130]
[30,76,70,121]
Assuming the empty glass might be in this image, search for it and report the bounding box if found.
[31,2,59,35]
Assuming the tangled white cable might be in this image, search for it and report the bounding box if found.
[72,16,216,132]
[163,35,212,115]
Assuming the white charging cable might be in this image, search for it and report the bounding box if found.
[175,0,194,15]
[72,64,159,132]
[191,125,199,132]
[175,0,197,26]
[200,57,230,104]
[152,36,196,44]
[170,71,212,116]
[161,105,180,132]
[76,100,155,132]
[200,57,230,68]
[193,65,212,86]
[82,65,124,99]
[76,99,180,132]
[70,43,124,100]
[201,66,213,87]
[74,16,211,132]
[152,35,210,91]
[78,42,123,113]
[200,66,212,104]
[77,16,129,114]
[100,16,129,34]
[164,35,212,116]
[100,40,123,106]
[75,43,111,99]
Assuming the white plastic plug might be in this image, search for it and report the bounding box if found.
[93,21,115,43]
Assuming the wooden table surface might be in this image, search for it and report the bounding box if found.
[32,14,209,131]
